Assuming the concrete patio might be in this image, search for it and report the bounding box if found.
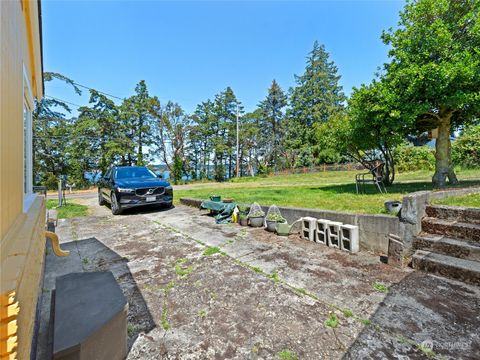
[36,201,480,359]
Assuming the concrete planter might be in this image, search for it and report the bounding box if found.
[239,217,249,226]
[249,216,265,228]
[384,200,402,214]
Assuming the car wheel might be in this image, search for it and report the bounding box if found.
[111,192,122,215]
[98,189,106,206]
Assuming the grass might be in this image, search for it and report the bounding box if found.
[432,192,480,208]
[174,259,193,279]
[46,199,89,219]
[372,281,389,293]
[202,246,222,256]
[324,313,339,328]
[175,169,480,214]
[277,350,299,360]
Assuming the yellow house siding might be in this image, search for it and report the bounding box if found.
[1,197,46,360]
[1,1,46,359]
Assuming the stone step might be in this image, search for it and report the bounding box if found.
[413,234,480,262]
[421,217,480,242]
[425,205,480,224]
[412,250,480,285]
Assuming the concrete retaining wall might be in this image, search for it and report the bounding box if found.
[179,197,399,254]
[180,186,480,256]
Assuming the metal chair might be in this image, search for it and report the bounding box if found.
[355,162,387,194]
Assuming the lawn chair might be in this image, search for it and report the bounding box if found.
[355,162,387,194]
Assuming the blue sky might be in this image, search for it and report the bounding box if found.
[43,0,405,115]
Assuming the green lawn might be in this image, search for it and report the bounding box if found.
[46,199,89,219]
[175,168,480,214]
[432,193,480,208]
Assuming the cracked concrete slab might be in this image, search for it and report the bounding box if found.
[36,199,480,359]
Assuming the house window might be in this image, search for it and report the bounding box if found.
[23,68,35,211]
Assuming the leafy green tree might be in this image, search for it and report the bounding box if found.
[346,80,405,185]
[33,72,81,187]
[381,0,480,187]
[287,41,346,155]
[151,99,190,178]
[258,80,287,170]
[72,90,123,184]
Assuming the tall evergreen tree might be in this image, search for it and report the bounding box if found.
[258,80,287,170]
[287,41,346,161]
[213,87,243,179]
[120,80,154,165]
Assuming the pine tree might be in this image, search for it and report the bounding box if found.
[287,41,346,161]
[258,80,287,170]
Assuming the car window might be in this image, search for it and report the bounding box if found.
[115,167,156,179]
[104,168,113,179]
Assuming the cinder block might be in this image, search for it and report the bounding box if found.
[315,219,329,245]
[340,224,359,253]
[327,221,343,249]
[301,217,317,241]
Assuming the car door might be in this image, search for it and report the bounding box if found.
[101,168,113,199]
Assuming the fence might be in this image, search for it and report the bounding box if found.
[272,163,365,176]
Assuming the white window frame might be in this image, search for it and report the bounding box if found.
[23,65,35,212]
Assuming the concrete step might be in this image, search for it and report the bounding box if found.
[412,250,480,285]
[421,217,480,242]
[426,205,480,224]
[413,234,480,262]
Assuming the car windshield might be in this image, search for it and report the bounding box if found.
[115,167,156,179]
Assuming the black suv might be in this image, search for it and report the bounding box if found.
[98,166,173,215]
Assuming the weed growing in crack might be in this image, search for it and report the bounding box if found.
[127,323,140,334]
[166,281,176,290]
[175,262,193,279]
[294,287,307,296]
[197,309,207,318]
[268,271,281,284]
[161,301,170,330]
[372,281,389,293]
[251,266,263,273]
[203,246,221,256]
[82,258,89,265]
[360,318,371,326]
[342,308,353,318]
[277,350,298,360]
[325,313,339,328]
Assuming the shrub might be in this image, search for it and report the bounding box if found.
[452,125,480,168]
[256,163,270,177]
[394,144,435,172]
[214,164,225,182]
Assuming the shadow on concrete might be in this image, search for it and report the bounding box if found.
[342,271,480,359]
[36,237,155,359]
[72,237,156,348]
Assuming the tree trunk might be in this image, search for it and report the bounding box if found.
[432,111,458,188]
